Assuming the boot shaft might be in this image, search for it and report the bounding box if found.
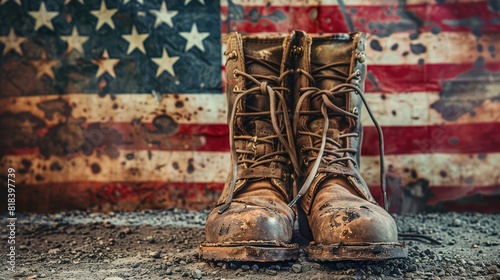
[217,33,297,207]
[291,31,378,213]
[225,33,294,123]
[219,31,381,212]
[293,32,366,167]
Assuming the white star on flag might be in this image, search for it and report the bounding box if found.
[184,0,204,5]
[122,25,149,54]
[179,23,210,52]
[31,52,59,79]
[29,1,59,31]
[149,2,178,28]
[92,49,119,78]
[61,27,88,54]
[0,28,26,55]
[91,0,117,30]
[152,48,179,77]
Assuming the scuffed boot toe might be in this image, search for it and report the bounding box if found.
[201,187,298,262]
[303,181,407,261]
[309,192,398,244]
[205,200,294,244]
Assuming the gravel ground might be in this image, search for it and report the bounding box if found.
[1,210,499,280]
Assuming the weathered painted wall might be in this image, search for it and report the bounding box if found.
[0,0,499,213]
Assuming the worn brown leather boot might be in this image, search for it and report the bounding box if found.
[200,32,300,262]
[290,31,408,261]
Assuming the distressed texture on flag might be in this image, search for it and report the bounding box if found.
[0,0,222,95]
[0,0,224,211]
[1,0,499,213]
[220,0,500,213]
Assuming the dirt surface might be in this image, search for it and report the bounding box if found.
[1,210,499,280]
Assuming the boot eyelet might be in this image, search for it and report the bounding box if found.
[352,107,359,115]
[356,52,366,63]
[355,69,361,78]
[233,69,239,78]
[233,85,239,92]
[227,50,238,61]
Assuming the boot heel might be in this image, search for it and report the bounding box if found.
[297,206,313,240]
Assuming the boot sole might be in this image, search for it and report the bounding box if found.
[307,242,408,261]
[200,241,299,262]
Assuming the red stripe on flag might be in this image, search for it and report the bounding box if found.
[14,181,225,212]
[366,63,500,93]
[2,123,499,156]
[363,123,500,155]
[221,2,500,34]
[316,2,500,34]
[0,123,230,155]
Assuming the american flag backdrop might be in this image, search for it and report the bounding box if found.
[0,0,499,213]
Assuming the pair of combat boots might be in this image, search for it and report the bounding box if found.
[200,31,408,262]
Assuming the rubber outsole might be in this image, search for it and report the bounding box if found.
[307,242,408,261]
[200,241,299,262]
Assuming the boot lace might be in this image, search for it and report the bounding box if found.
[218,55,301,214]
[288,62,388,211]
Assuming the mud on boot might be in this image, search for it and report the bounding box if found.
[290,31,408,261]
[200,32,300,262]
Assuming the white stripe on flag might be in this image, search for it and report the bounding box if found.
[0,151,230,185]
[2,93,498,127]
[361,153,500,187]
[361,92,500,126]
[0,94,227,126]
[366,32,500,65]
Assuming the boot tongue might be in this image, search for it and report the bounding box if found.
[309,41,351,134]
[251,119,274,158]
[309,119,343,148]
[308,92,346,148]
[243,46,283,115]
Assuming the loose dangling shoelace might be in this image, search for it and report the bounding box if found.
[218,55,300,214]
[287,62,388,212]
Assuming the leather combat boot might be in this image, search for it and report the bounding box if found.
[289,31,408,261]
[200,32,300,262]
